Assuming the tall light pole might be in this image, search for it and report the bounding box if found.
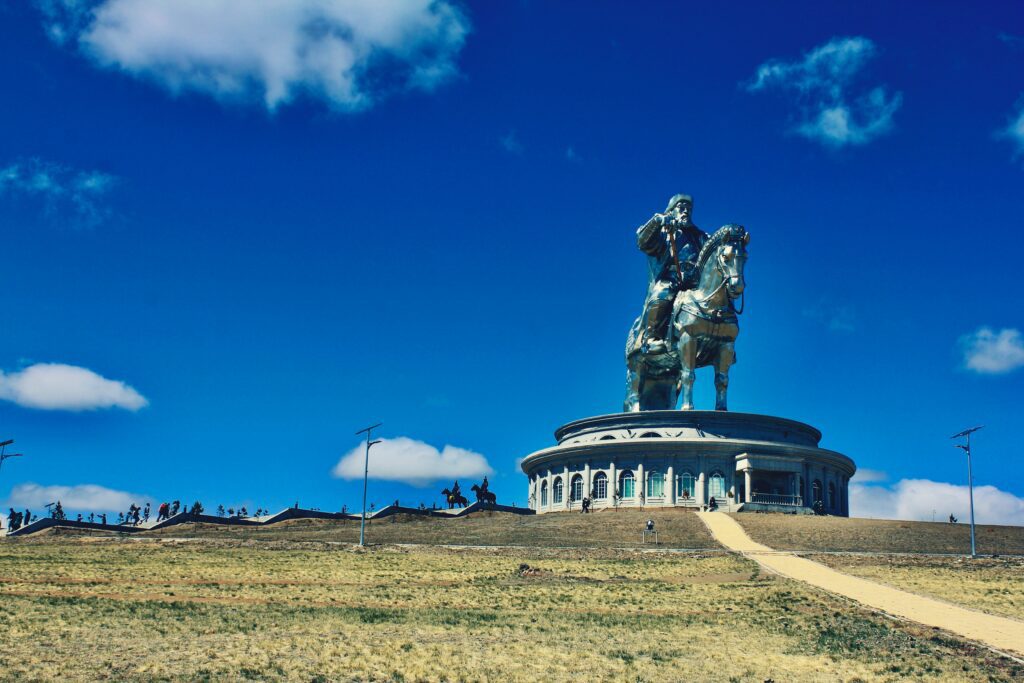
[951,425,983,559]
[355,423,382,547]
[0,439,23,477]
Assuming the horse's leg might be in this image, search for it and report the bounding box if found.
[677,331,697,410]
[714,341,736,411]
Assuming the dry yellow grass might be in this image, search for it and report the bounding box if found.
[812,554,1024,622]
[0,537,1021,682]
[733,513,1024,555]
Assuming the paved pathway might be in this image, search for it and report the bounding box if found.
[697,512,1024,658]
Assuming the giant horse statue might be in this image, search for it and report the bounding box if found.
[625,224,749,411]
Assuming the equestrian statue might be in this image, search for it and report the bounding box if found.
[441,481,468,509]
[471,476,496,505]
[624,193,749,412]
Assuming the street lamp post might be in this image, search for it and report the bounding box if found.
[951,425,983,559]
[0,439,24,478]
[355,423,382,547]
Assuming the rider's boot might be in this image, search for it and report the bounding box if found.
[642,299,673,353]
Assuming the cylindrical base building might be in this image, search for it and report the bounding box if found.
[521,411,855,515]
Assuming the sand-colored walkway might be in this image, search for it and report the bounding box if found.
[697,512,1024,657]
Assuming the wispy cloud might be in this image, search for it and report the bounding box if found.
[802,300,856,333]
[37,0,470,112]
[332,436,492,487]
[2,482,152,513]
[0,158,117,228]
[959,327,1024,375]
[500,130,523,155]
[851,468,887,483]
[998,33,1024,51]
[997,100,1024,157]
[565,147,580,163]
[851,478,1024,526]
[746,36,902,147]
[0,363,148,411]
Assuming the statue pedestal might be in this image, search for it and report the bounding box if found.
[520,411,855,516]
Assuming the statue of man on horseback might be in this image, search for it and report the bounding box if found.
[636,193,708,355]
[625,194,749,412]
[441,480,468,509]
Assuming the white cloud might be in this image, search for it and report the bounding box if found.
[39,0,469,111]
[0,363,148,411]
[851,478,1024,526]
[332,436,492,487]
[802,300,856,333]
[3,482,152,513]
[998,102,1024,157]
[746,36,902,147]
[851,468,887,483]
[960,327,1024,374]
[0,158,117,227]
[500,130,523,155]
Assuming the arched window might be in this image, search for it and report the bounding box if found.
[647,471,664,497]
[553,477,564,504]
[540,480,549,507]
[677,472,695,499]
[570,474,584,502]
[600,435,617,441]
[708,472,726,500]
[620,470,635,498]
[592,472,608,499]
[812,480,823,504]
[639,432,661,438]
[828,482,836,510]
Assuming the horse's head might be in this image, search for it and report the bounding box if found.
[470,484,480,491]
[698,224,749,301]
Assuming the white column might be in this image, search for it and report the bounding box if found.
[563,464,570,510]
[744,469,752,503]
[584,462,592,500]
[696,456,706,506]
[546,469,553,512]
[636,461,645,507]
[609,461,617,506]
[667,464,675,506]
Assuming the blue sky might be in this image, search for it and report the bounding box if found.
[1,1,1022,523]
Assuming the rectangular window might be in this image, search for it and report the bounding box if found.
[647,472,664,497]
[594,475,607,499]
[621,475,635,498]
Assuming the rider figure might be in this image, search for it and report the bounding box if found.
[636,194,709,353]
[451,480,461,499]
[479,476,489,495]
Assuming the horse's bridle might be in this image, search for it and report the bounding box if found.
[716,247,746,314]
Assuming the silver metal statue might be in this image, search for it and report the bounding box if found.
[624,194,749,412]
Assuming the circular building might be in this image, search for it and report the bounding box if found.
[521,410,855,515]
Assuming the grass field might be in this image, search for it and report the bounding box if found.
[811,554,1024,622]
[733,513,1024,555]
[1,537,1022,682]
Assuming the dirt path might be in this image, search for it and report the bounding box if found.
[697,512,1024,658]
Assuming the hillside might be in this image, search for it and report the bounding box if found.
[733,514,1024,555]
